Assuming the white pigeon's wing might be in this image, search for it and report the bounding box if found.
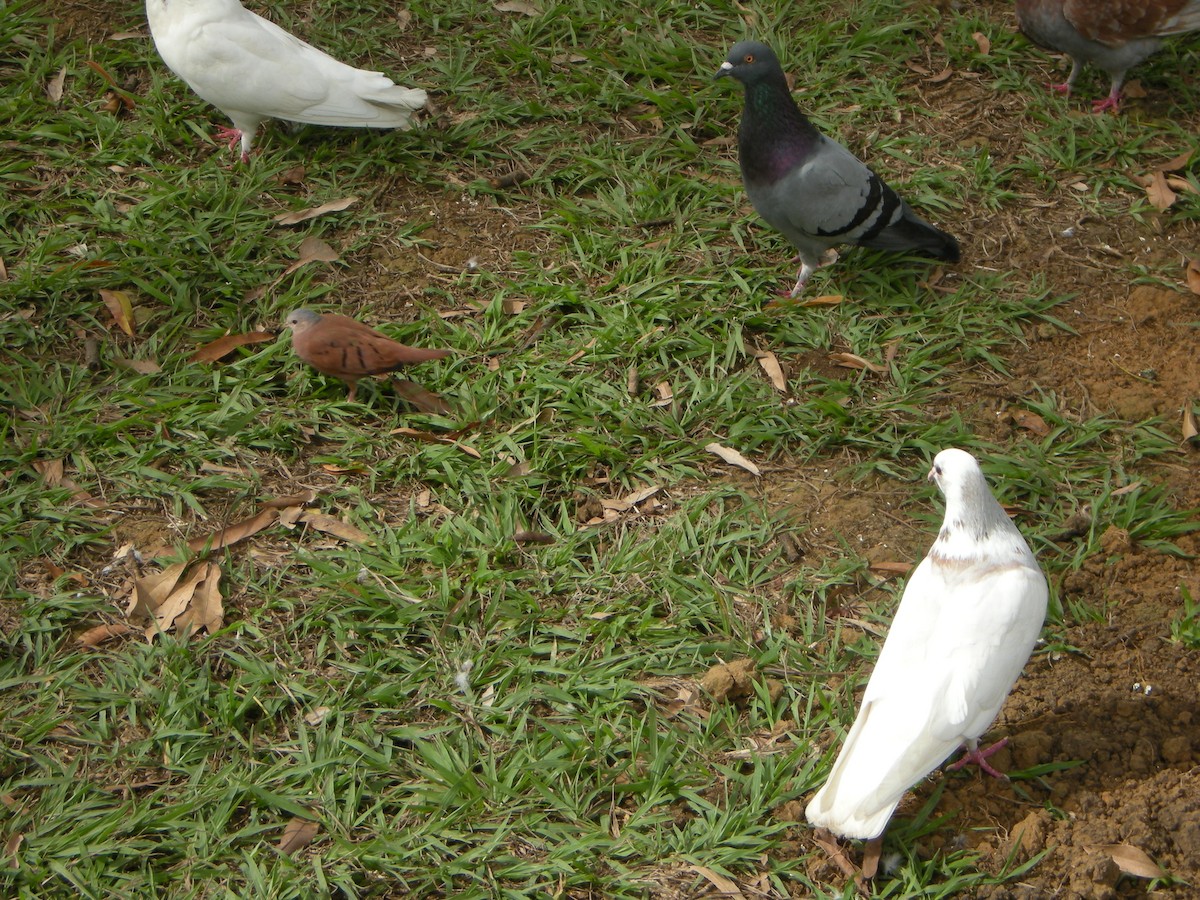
[807,557,1046,840]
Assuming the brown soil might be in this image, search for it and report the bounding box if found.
[42,0,1200,897]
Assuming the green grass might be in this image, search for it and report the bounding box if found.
[2,0,1198,896]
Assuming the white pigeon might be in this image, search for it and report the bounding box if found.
[805,448,1047,841]
[145,0,428,161]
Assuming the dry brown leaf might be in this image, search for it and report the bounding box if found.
[298,510,373,545]
[1161,151,1192,172]
[1183,403,1198,444]
[513,530,554,545]
[77,623,137,647]
[1143,169,1177,211]
[705,442,761,477]
[1185,259,1200,296]
[800,293,844,307]
[869,561,914,575]
[174,563,224,638]
[261,490,317,510]
[971,31,990,55]
[113,357,162,375]
[495,0,541,14]
[33,458,65,485]
[1102,843,1163,879]
[622,485,661,507]
[689,865,744,898]
[99,288,137,336]
[128,562,189,620]
[390,426,482,458]
[277,817,320,855]
[626,364,639,395]
[1122,79,1147,99]
[1012,409,1050,436]
[46,66,67,103]
[501,298,527,314]
[829,351,887,374]
[272,196,357,226]
[1166,176,1197,195]
[147,564,210,637]
[281,236,339,276]
[304,706,331,726]
[754,350,787,392]
[187,508,279,554]
[924,65,953,84]
[5,832,22,869]
[391,378,453,415]
[190,331,276,363]
[649,381,674,408]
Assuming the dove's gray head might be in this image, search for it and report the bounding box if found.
[715,41,783,84]
[283,308,321,334]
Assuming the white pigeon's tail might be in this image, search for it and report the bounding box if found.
[288,67,427,129]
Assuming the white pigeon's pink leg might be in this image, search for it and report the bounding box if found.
[1047,59,1082,97]
[782,262,815,297]
[947,737,1009,779]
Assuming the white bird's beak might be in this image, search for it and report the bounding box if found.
[715,61,733,79]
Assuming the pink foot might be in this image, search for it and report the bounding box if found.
[1048,82,1070,95]
[1091,92,1121,114]
[947,737,1009,780]
[212,126,250,163]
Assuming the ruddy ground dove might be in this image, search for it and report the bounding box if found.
[283,308,452,403]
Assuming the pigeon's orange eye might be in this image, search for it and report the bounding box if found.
[744,54,755,63]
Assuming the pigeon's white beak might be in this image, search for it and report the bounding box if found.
[715,60,733,79]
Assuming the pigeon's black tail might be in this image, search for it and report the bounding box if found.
[858,204,960,264]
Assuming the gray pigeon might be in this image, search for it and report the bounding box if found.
[1016,0,1200,112]
[715,41,959,296]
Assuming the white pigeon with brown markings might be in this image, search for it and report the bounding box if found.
[805,448,1047,841]
[146,0,427,160]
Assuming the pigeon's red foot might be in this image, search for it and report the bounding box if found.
[948,737,1009,780]
[213,125,243,152]
[1048,82,1071,95]
[1091,93,1121,114]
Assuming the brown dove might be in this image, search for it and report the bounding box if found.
[283,308,451,403]
[1016,0,1200,111]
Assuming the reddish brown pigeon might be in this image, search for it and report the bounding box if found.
[1016,0,1200,111]
[283,309,451,403]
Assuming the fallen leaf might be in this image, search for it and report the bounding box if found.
[1142,170,1177,211]
[275,164,306,185]
[304,706,331,726]
[390,426,482,458]
[46,66,67,103]
[1183,402,1198,445]
[298,510,373,545]
[705,442,761,476]
[5,832,22,869]
[32,458,65,485]
[272,196,357,226]
[622,485,661,507]
[1102,843,1163,879]
[261,490,317,510]
[391,378,453,415]
[754,350,787,392]
[1121,79,1147,99]
[1186,259,1200,296]
[174,562,224,638]
[924,65,953,84]
[689,865,744,898]
[277,817,320,855]
[99,288,137,336]
[77,623,137,647]
[281,236,339,277]
[1161,151,1192,172]
[829,351,887,374]
[1166,176,1198,195]
[1110,481,1144,497]
[495,0,541,14]
[501,298,527,314]
[649,381,674,408]
[147,564,211,637]
[513,530,554,545]
[187,507,279,554]
[869,561,914,575]
[971,31,990,55]
[190,331,276,363]
[113,357,162,374]
[1011,409,1050,436]
[800,293,844,307]
[128,562,189,620]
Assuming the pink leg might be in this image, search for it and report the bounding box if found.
[212,125,251,163]
[1091,88,1121,114]
[1048,82,1070,95]
[947,737,1009,779]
